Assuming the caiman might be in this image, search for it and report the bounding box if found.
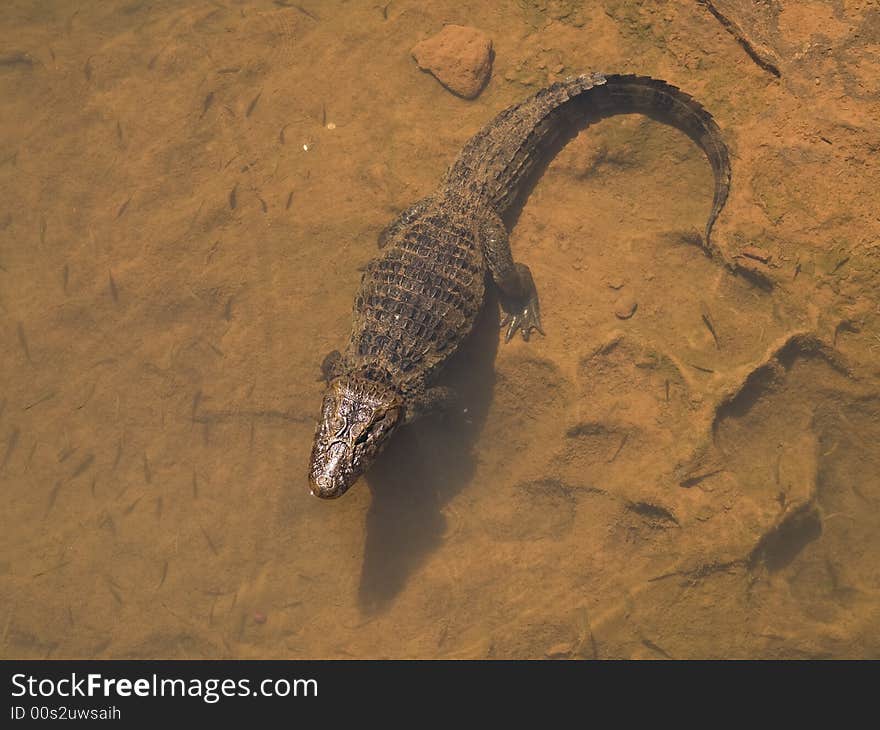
[309,73,731,498]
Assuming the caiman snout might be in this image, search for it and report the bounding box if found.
[309,441,351,499]
[308,376,403,499]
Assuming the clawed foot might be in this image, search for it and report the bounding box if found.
[500,264,544,342]
[501,298,544,342]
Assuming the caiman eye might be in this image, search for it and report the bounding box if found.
[354,411,394,446]
[354,420,378,446]
[354,428,371,446]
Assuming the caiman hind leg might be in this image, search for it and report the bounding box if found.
[479,211,544,342]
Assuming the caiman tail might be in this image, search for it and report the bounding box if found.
[450,72,731,247]
[595,74,731,246]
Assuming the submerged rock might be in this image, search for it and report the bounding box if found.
[614,299,638,320]
[545,642,573,659]
[411,25,493,99]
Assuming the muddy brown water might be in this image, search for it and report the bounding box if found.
[2,1,879,659]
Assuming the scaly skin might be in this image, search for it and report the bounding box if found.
[309,73,732,498]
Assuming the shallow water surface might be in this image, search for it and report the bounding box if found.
[2,0,879,659]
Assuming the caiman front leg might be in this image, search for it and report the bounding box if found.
[319,350,343,383]
[404,386,458,424]
[480,210,544,342]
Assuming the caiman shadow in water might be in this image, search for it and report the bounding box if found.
[358,291,500,612]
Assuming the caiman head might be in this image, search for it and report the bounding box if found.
[308,375,404,499]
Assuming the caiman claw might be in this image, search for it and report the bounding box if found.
[501,293,544,342]
[500,263,544,342]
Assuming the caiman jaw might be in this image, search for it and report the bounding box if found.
[309,441,351,499]
[308,376,403,499]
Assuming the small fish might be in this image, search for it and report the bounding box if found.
[113,437,123,471]
[679,466,724,488]
[24,391,55,410]
[293,3,319,20]
[157,560,168,589]
[98,512,115,532]
[200,90,214,119]
[258,196,268,214]
[206,240,220,264]
[1,427,19,471]
[32,559,70,578]
[116,120,123,143]
[229,184,237,210]
[65,9,80,34]
[700,301,720,349]
[105,578,124,606]
[76,380,96,410]
[186,200,204,235]
[246,91,261,118]
[274,0,320,19]
[116,196,132,219]
[0,51,35,68]
[192,390,202,423]
[224,296,234,321]
[17,322,32,363]
[201,525,218,555]
[286,191,294,210]
[83,56,92,81]
[71,454,95,479]
[607,433,628,463]
[46,480,63,516]
[279,125,288,145]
